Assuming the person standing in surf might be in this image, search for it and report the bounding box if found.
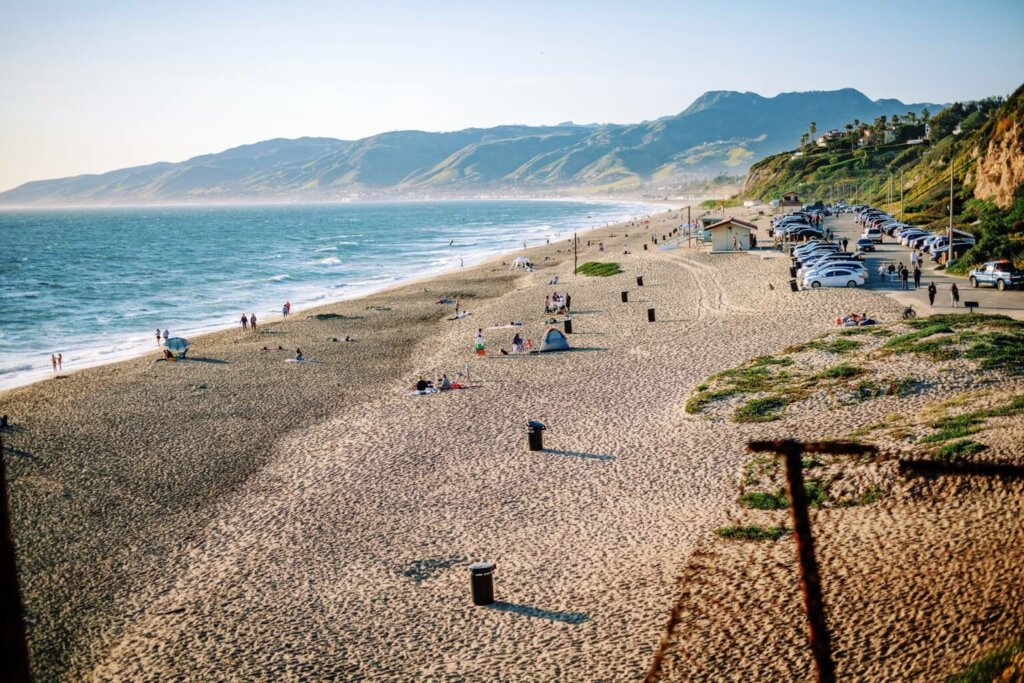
[51,354,57,374]
[57,353,63,371]
[156,329,162,346]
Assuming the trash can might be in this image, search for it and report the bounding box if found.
[469,562,495,606]
[636,275,644,287]
[563,319,573,334]
[643,244,648,251]
[647,308,656,322]
[789,279,799,292]
[621,291,628,303]
[527,420,546,451]
[789,266,797,278]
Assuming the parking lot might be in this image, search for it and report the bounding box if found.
[826,213,1024,320]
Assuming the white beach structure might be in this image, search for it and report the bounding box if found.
[705,218,758,252]
[510,256,533,270]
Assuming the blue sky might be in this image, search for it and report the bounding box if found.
[1,0,1022,190]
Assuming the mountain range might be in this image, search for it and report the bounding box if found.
[0,88,942,205]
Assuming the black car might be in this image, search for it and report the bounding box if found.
[855,238,875,252]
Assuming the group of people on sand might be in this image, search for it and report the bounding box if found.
[240,313,257,331]
[155,328,169,345]
[412,374,460,393]
[836,312,877,327]
[544,291,571,314]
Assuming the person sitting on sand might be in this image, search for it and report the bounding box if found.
[277,345,285,351]
[261,346,270,352]
[295,349,304,361]
[512,333,523,353]
[438,374,452,391]
[415,377,431,392]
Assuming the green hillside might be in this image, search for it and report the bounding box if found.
[741,84,1024,271]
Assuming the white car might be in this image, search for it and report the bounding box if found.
[800,262,868,279]
[862,227,883,243]
[803,268,866,289]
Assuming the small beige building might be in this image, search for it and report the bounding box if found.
[706,218,758,252]
[779,192,802,212]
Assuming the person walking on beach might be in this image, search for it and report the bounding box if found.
[950,283,960,308]
[57,353,62,372]
[928,282,937,306]
[51,354,57,374]
[156,329,162,346]
[163,329,169,342]
[283,301,291,318]
[250,313,257,331]
[900,265,909,290]
[241,314,248,331]
[474,329,485,356]
[913,266,921,289]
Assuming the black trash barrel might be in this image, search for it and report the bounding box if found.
[636,275,644,287]
[620,291,628,303]
[527,420,546,451]
[470,562,495,606]
[563,319,573,334]
[789,266,797,278]
[643,244,648,251]
[789,279,799,292]
[647,308,656,322]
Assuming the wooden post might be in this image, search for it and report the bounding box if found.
[0,434,33,682]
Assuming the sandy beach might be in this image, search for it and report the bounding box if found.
[3,207,1022,681]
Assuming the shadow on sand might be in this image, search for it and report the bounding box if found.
[543,448,615,462]
[488,601,590,625]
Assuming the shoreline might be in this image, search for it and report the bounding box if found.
[0,198,674,393]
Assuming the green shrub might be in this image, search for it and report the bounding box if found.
[713,525,788,541]
[574,261,622,277]
[816,364,866,380]
[734,396,787,423]
[822,338,861,354]
[934,439,989,461]
[739,489,789,510]
[946,631,1024,682]
[685,388,735,414]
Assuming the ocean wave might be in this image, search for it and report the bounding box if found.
[0,363,35,376]
[317,257,342,265]
[269,274,291,282]
[314,246,338,252]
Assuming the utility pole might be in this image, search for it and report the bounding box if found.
[948,157,954,264]
[900,170,904,222]
[573,231,578,276]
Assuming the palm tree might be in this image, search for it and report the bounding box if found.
[921,108,931,124]
[800,133,809,149]
[906,111,917,124]
[891,113,901,126]
[853,118,860,128]
[809,121,817,143]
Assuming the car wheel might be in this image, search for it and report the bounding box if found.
[997,279,1006,291]
[810,281,821,289]
[847,281,857,288]
[970,277,979,288]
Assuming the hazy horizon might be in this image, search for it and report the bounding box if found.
[2,0,1023,191]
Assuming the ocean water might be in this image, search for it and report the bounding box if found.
[0,199,660,389]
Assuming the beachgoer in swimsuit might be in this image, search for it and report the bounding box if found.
[156,329,162,345]
[163,329,169,342]
[51,355,57,373]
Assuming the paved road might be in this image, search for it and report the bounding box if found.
[825,214,1024,320]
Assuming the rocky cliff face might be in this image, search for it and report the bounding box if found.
[974,117,1024,209]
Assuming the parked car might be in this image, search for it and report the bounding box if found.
[803,268,866,289]
[855,238,875,252]
[862,227,884,244]
[800,261,868,279]
[968,261,1024,290]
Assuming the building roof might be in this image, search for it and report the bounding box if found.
[705,218,758,232]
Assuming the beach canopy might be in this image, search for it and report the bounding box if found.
[163,337,190,358]
[510,256,533,269]
[539,327,570,353]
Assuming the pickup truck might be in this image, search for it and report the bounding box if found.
[968,261,1023,291]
